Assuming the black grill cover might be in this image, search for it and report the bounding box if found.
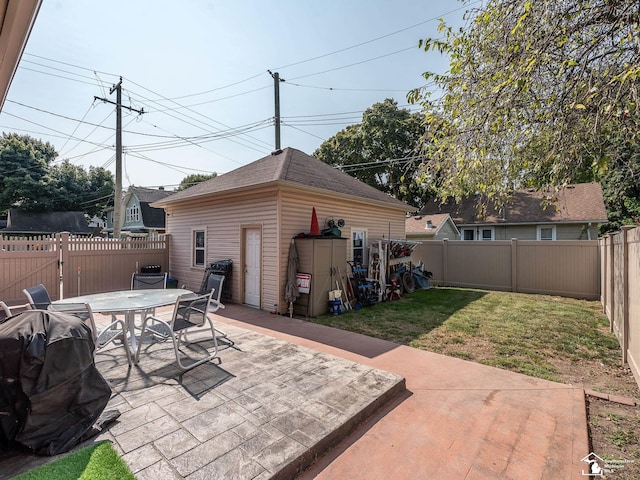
[0,310,111,455]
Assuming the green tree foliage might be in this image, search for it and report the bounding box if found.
[409,0,640,214]
[176,173,217,191]
[49,161,114,218]
[0,133,114,217]
[314,98,430,208]
[0,133,57,211]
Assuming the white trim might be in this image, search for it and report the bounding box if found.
[351,228,368,263]
[537,225,556,241]
[192,228,206,267]
[461,227,494,241]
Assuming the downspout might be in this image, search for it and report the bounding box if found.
[587,222,592,240]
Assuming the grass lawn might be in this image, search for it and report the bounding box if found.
[316,287,621,382]
[13,442,134,480]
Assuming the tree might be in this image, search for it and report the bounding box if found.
[49,161,114,218]
[0,133,114,217]
[176,173,217,191]
[314,98,430,207]
[409,0,640,212]
[0,133,57,211]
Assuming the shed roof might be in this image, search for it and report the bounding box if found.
[2,209,90,234]
[419,182,608,225]
[154,147,413,211]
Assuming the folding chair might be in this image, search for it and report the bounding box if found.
[135,291,219,371]
[49,302,132,366]
[23,284,53,310]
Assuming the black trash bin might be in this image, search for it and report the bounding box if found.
[207,259,232,302]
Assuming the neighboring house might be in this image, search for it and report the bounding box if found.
[1,208,90,235]
[418,182,608,241]
[153,147,414,313]
[405,213,460,241]
[105,186,173,237]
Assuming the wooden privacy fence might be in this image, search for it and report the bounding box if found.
[412,239,600,300]
[0,232,170,307]
[600,226,640,387]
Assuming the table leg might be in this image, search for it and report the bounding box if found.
[126,310,138,353]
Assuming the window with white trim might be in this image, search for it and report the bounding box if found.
[193,230,206,267]
[461,227,494,240]
[352,229,367,264]
[537,225,556,241]
[481,227,494,241]
[125,205,140,223]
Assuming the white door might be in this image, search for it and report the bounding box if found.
[244,228,261,307]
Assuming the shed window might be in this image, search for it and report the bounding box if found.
[193,230,205,267]
[352,229,366,264]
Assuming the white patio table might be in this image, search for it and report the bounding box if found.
[52,288,193,352]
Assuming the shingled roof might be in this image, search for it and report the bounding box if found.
[406,213,458,236]
[153,147,412,211]
[419,182,608,225]
[2,209,90,234]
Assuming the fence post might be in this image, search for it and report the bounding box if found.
[609,233,616,333]
[621,226,632,364]
[511,238,518,293]
[442,239,448,287]
[59,232,70,300]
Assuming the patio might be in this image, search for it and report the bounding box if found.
[0,304,590,479]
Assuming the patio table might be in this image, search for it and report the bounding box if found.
[52,288,193,352]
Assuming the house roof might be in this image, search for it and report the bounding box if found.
[2,209,90,234]
[0,0,42,111]
[154,147,413,211]
[128,186,173,204]
[406,213,459,237]
[419,182,608,226]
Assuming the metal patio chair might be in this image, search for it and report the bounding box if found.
[198,272,227,339]
[135,291,219,371]
[0,301,12,322]
[131,272,167,290]
[23,284,53,310]
[49,302,132,366]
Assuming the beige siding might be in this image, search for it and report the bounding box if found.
[165,190,278,310]
[435,222,459,240]
[278,188,407,314]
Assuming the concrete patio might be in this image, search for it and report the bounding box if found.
[1,304,590,479]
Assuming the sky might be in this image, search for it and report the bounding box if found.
[0,0,472,191]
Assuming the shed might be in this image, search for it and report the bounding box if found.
[153,147,414,314]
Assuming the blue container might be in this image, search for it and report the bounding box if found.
[328,299,342,315]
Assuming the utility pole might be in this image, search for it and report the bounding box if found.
[268,70,285,150]
[95,77,144,239]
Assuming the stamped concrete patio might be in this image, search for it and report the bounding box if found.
[1,303,590,479]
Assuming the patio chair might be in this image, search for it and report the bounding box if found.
[23,284,53,310]
[49,302,132,366]
[131,272,167,290]
[0,301,12,322]
[132,272,168,319]
[135,291,219,371]
[198,272,227,338]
